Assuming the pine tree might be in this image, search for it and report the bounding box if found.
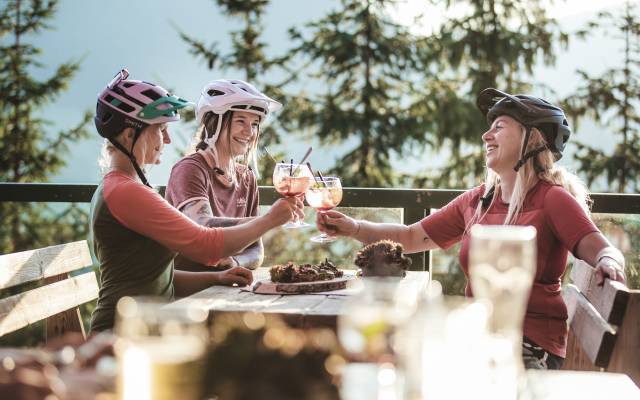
[411,0,567,188]
[563,1,640,193]
[0,0,90,254]
[178,0,293,172]
[285,0,431,187]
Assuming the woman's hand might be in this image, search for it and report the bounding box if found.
[266,197,304,226]
[215,266,253,286]
[594,256,626,285]
[315,210,358,237]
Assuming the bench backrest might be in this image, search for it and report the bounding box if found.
[0,240,98,339]
[563,259,639,387]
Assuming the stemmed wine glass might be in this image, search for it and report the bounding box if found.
[272,162,314,228]
[305,176,343,242]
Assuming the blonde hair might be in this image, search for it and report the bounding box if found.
[467,126,591,230]
[190,111,260,185]
[98,139,117,175]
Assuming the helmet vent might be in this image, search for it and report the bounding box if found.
[122,82,135,88]
[207,89,225,97]
[249,106,267,114]
[117,102,135,113]
[141,89,161,101]
[142,81,156,87]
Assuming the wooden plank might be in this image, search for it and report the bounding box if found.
[562,329,601,372]
[607,290,640,388]
[564,284,617,368]
[45,274,86,341]
[571,259,594,293]
[0,273,98,337]
[571,260,630,325]
[0,241,92,289]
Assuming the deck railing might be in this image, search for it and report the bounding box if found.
[2,183,640,271]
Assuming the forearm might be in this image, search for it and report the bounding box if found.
[221,215,277,258]
[353,220,407,244]
[173,270,217,297]
[575,232,625,268]
[201,215,254,228]
[354,220,439,253]
[232,239,264,270]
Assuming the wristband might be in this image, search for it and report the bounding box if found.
[354,220,361,236]
[595,247,625,270]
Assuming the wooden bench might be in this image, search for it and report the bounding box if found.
[563,259,640,387]
[0,240,98,341]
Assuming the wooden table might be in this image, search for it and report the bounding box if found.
[172,268,430,329]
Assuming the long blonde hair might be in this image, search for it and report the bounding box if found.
[467,126,591,230]
[189,111,260,185]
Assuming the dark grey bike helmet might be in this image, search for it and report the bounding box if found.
[476,88,571,171]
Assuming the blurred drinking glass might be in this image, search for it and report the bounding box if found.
[469,225,537,397]
[115,297,208,400]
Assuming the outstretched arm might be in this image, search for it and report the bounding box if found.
[316,210,440,253]
[182,199,264,269]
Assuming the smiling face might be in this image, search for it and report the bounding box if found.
[482,115,523,175]
[218,111,260,158]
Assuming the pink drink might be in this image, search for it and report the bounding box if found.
[274,175,313,197]
[306,187,343,210]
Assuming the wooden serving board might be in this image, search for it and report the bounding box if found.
[252,275,355,295]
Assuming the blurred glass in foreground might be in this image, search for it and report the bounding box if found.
[114,297,208,400]
[469,224,537,398]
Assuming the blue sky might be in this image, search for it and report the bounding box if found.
[22,0,634,188]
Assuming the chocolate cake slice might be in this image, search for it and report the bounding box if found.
[269,259,343,283]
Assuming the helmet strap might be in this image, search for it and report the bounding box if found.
[480,185,496,208]
[512,124,556,172]
[108,128,152,188]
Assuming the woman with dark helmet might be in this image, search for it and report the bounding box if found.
[90,69,303,332]
[315,88,626,369]
[165,79,281,272]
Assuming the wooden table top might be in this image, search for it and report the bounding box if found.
[172,268,430,328]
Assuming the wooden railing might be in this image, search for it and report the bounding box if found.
[2,183,640,271]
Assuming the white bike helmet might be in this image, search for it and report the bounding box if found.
[196,79,282,149]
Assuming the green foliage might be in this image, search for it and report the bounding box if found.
[592,213,640,289]
[411,0,567,188]
[284,0,432,187]
[0,0,90,255]
[0,0,91,346]
[562,1,640,193]
[177,0,294,184]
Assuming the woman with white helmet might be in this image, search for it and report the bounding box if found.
[165,79,281,272]
[90,70,302,332]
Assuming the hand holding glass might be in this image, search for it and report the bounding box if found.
[305,176,343,242]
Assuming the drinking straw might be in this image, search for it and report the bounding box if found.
[292,146,313,175]
[290,159,294,176]
[262,146,277,163]
[317,170,329,188]
[306,162,328,187]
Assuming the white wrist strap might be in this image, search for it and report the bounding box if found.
[595,247,625,270]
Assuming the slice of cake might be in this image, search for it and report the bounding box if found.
[269,259,344,283]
